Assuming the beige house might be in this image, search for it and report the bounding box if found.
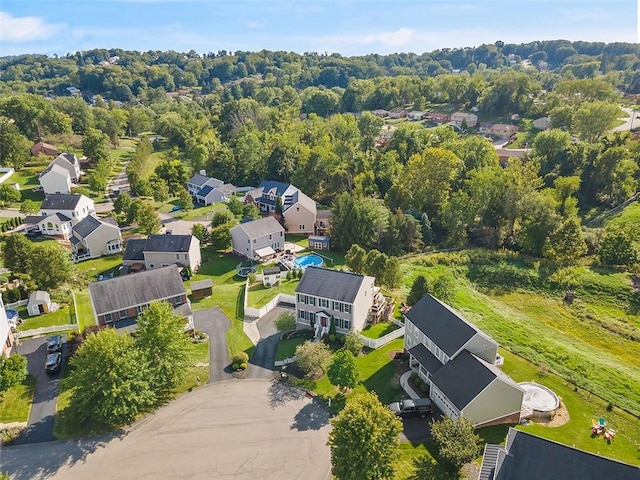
[244,181,317,234]
[479,123,519,137]
[230,216,285,260]
[70,216,122,261]
[450,111,478,128]
[295,267,385,336]
[39,164,72,194]
[404,294,523,427]
[122,234,201,273]
[24,213,73,239]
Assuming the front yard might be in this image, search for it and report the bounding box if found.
[0,375,36,423]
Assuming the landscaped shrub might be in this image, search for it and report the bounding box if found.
[232,362,240,370]
[420,383,429,392]
[248,272,257,283]
[338,335,346,344]
[410,372,418,382]
[240,362,248,370]
[275,312,296,332]
[231,351,249,365]
[329,334,336,342]
[414,377,423,387]
[286,270,293,280]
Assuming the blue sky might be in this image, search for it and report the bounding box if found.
[0,1,637,57]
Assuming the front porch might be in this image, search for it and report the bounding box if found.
[408,343,444,384]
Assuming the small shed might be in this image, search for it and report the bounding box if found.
[27,290,51,316]
[308,235,330,250]
[262,267,282,287]
[190,279,213,300]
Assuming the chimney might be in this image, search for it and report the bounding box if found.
[199,170,206,176]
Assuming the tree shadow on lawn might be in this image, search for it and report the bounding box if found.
[362,362,404,405]
[290,398,330,432]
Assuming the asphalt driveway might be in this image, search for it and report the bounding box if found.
[192,307,233,383]
[1,379,332,480]
[12,336,65,445]
[248,306,294,380]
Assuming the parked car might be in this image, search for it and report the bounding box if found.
[46,335,63,353]
[170,205,182,212]
[388,398,433,417]
[26,230,43,238]
[45,352,62,374]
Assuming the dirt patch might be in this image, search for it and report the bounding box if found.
[529,401,570,427]
[388,350,404,360]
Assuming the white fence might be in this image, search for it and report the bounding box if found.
[274,355,298,367]
[15,324,78,339]
[6,299,28,309]
[244,287,296,320]
[357,324,405,349]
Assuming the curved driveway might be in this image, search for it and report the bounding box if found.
[1,379,332,480]
[192,307,233,383]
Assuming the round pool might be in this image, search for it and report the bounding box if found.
[293,254,324,269]
[520,382,559,419]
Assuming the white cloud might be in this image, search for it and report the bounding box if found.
[0,12,62,43]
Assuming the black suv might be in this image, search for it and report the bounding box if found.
[46,335,63,353]
[388,398,433,417]
[45,352,62,374]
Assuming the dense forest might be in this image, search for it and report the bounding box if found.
[0,40,639,265]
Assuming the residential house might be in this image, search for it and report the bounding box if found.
[388,109,408,119]
[39,164,72,194]
[371,109,390,118]
[0,297,14,357]
[40,193,95,226]
[230,216,285,260]
[122,234,201,273]
[190,279,213,299]
[314,209,331,236]
[295,267,385,337]
[31,142,59,157]
[404,294,523,427]
[495,148,528,165]
[407,111,426,121]
[425,112,451,125]
[262,266,283,287]
[50,152,82,182]
[23,213,73,239]
[479,428,639,480]
[27,290,51,316]
[479,123,519,138]
[186,171,233,205]
[450,112,478,128]
[244,181,316,234]
[533,117,552,130]
[70,215,122,261]
[88,265,192,329]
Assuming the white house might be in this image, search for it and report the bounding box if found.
[295,267,385,337]
[39,164,72,194]
[50,152,82,182]
[450,112,478,128]
[186,172,234,206]
[40,193,95,226]
[244,181,317,234]
[70,216,122,261]
[23,213,73,239]
[122,234,201,273]
[230,216,285,260]
[262,266,283,287]
[0,296,14,357]
[404,294,523,427]
[407,111,426,121]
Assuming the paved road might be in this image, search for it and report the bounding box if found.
[192,307,233,383]
[614,106,640,132]
[12,336,65,445]
[248,306,293,380]
[1,380,332,480]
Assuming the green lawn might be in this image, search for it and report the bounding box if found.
[74,254,123,282]
[275,335,309,361]
[16,306,74,332]
[606,202,640,230]
[247,279,299,308]
[360,321,401,339]
[393,441,455,480]
[0,375,36,423]
[73,289,97,331]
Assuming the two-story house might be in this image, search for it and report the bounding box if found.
[50,152,82,182]
[88,265,192,330]
[39,164,72,194]
[295,267,385,337]
[404,294,523,427]
[230,216,284,260]
[122,234,201,273]
[186,171,233,206]
[244,181,316,235]
[70,215,122,261]
[23,193,95,239]
[450,112,478,128]
[0,296,14,357]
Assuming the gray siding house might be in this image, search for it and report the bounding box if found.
[404,294,523,427]
[230,216,285,260]
[122,234,201,273]
[295,267,383,336]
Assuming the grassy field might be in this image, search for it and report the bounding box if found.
[0,375,36,423]
[73,289,96,331]
[247,278,299,308]
[15,306,74,332]
[74,254,123,282]
[606,202,640,230]
[360,321,401,339]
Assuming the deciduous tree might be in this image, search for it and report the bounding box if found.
[0,354,27,392]
[29,244,74,289]
[328,391,402,480]
[2,234,33,273]
[327,350,360,391]
[0,184,21,204]
[294,340,331,378]
[20,199,40,214]
[136,202,161,234]
[431,417,481,470]
[345,244,367,274]
[113,191,132,214]
[597,225,639,268]
[543,216,587,265]
[407,275,430,306]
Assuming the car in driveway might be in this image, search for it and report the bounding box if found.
[388,398,433,417]
[46,335,63,353]
[45,352,62,374]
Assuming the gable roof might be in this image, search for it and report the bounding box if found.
[187,173,211,186]
[429,350,520,410]
[231,216,283,239]
[38,213,71,223]
[288,190,316,214]
[28,290,51,304]
[257,180,292,197]
[488,428,640,480]
[89,265,186,315]
[408,343,443,375]
[55,152,79,166]
[196,185,215,198]
[72,215,115,238]
[295,267,369,304]
[190,279,213,291]
[41,193,85,211]
[39,163,69,179]
[143,234,195,253]
[122,238,147,261]
[404,294,478,357]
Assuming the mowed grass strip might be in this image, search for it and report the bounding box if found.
[0,375,36,423]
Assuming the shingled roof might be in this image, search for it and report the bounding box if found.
[231,216,283,239]
[295,267,370,304]
[41,193,84,211]
[89,265,186,315]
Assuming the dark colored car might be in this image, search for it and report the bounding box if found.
[45,352,62,374]
[26,230,43,238]
[46,335,63,353]
[388,398,433,417]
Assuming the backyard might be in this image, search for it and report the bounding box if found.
[15,305,74,332]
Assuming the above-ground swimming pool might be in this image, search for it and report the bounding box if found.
[520,382,560,419]
[293,254,324,269]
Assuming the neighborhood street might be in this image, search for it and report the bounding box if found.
[1,379,332,480]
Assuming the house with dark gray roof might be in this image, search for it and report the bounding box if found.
[70,215,122,262]
[50,152,82,182]
[244,181,317,234]
[186,171,232,206]
[122,234,201,273]
[40,193,95,226]
[88,265,192,329]
[295,267,384,337]
[479,427,639,480]
[230,216,284,260]
[404,294,523,427]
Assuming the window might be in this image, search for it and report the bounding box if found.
[118,310,128,320]
[253,239,256,243]
[136,304,147,314]
[335,318,351,330]
[269,234,272,240]
[149,264,155,268]
[248,239,251,244]
[176,254,180,260]
[299,225,305,230]
[344,304,351,314]
[184,254,188,260]
[308,296,316,306]
[172,295,184,305]
[104,313,114,323]
[319,298,329,308]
